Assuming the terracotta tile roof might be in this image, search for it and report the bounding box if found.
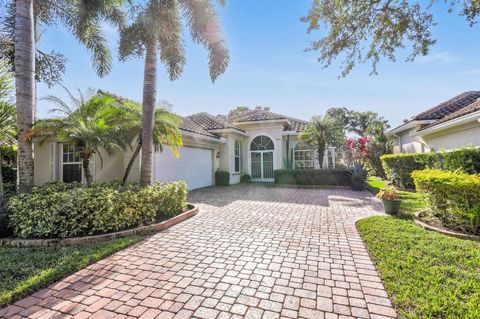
[419,98,480,131]
[179,114,222,138]
[413,91,480,120]
[227,109,307,132]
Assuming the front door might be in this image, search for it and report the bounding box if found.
[251,151,274,181]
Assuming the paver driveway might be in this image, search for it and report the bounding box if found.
[1,185,397,319]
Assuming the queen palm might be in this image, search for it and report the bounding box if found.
[0,60,15,208]
[33,89,131,186]
[119,0,229,186]
[13,0,125,192]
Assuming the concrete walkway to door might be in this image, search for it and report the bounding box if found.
[0,184,397,319]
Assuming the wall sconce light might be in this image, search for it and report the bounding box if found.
[216,152,221,158]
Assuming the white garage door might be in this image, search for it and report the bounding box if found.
[154,147,213,190]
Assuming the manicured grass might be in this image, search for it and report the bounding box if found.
[0,236,144,307]
[366,177,427,218]
[358,216,480,319]
[363,177,480,318]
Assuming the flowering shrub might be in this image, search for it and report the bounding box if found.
[344,137,369,166]
[8,181,187,239]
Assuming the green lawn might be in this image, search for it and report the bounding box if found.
[0,236,144,307]
[361,178,480,318]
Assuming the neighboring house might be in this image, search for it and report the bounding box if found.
[388,91,480,153]
[34,108,335,190]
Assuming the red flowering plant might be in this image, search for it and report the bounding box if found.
[344,137,369,166]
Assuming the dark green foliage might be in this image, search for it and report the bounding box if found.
[381,148,480,189]
[8,181,187,239]
[1,165,15,184]
[0,236,143,307]
[215,171,230,186]
[274,169,351,186]
[240,174,251,183]
[380,154,424,189]
[358,216,480,319]
[412,169,480,235]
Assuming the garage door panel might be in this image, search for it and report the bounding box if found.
[155,147,213,190]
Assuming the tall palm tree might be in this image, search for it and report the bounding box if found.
[33,88,131,186]
[0,59,15,208]
[13,0,125,192]
[118,100,183,185]
[119,0,229,186]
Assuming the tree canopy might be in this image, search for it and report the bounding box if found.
[302,1,480,76]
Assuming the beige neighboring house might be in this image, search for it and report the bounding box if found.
[34,108,335,190]
[388,91,480,153]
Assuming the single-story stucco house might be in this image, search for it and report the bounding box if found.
[34,108,335,190]
[388,91,480,153]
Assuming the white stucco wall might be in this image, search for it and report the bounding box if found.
[421,122,480,151]
[392,128,429,154]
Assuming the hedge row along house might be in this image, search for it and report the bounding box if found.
[388,91,480,153]
[34,106,337,190]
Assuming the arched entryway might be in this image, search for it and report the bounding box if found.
[250,135,274,181]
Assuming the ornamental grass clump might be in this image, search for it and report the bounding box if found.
[412,169,480,235]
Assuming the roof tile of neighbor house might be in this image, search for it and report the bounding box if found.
[419,97,480,130]
[413,91,480,121]
[180,109,307,138]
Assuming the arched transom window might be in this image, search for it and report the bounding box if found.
[250,136,274,151]
[294,142,314,170]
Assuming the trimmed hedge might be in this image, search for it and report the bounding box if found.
[412,169,480,235]
[240,174,251,183]
[215,170,230,186]
[274,169,351,186]
[8,181,187,239]
[381,148,480,189]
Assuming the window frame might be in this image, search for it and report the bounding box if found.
[234,140,242,173]
[293,142,315,170]
[61,143,83,183]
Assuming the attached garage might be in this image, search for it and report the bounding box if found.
[154,146,214,190]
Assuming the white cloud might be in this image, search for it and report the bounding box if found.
[459,69,480,76]
[417,52,457,63]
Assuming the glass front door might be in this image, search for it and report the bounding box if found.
[251,151,274,181]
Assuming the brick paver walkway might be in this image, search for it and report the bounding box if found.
[1,185,397,319]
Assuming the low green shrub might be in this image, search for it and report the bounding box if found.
[240,174,251,183]
[215,170,230,186]
[380,154,424,189]
[274,169,351,186]
[8,181,187,239]
[412,169,480,235]
[381,148,480,189]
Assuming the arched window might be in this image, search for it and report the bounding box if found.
[294,142,314,170]
[250,136,274,151]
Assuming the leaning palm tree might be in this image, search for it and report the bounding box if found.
[13,0,125,192]
[32,88,131,186]
[119,0,229,186]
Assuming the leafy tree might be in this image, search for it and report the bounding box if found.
[11,0,125,193]
[0,59,15,208]
[32,89,131,186]
[119,0,229,186]
[299,115,343,169]
[325,107,351,135]
[228,106,250,117]
[349,111,388,137]
[302,1,480,76]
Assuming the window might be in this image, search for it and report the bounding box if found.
[294,142,314,170]
[62,143,82,183]
[250,135,274,151]
[234,140,242,173]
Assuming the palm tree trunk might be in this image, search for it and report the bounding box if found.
[317,142,326,169]
[123,141,142,185]
[15,0,35,193]
[140,41,158,186]
[82,158,93,186]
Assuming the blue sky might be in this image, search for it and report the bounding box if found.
[37,0,480,128]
